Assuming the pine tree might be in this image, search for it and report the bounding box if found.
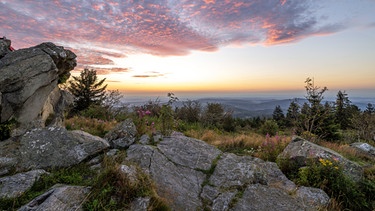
[334,90,352,129]
[68,68,107,112]
[286,100,300,128]
[272,105,285,127]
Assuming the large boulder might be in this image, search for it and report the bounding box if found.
[18,184,90,211]
[126,133,329,210]
[0,41,76,130]
[0,127,109,175]
[278,136,364,181]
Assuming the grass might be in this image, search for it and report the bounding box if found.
[185,129,291,162]
[65,116,118,137]
[83,156,170,211]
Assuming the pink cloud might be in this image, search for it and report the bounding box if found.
[1,0,359,70]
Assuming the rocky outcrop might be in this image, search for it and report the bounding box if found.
[127,133,329,210]
[104,119,137,149]
[0,127,109,175]
[18,184,90,211]
[278,136,364,181]
[0,39,76,130]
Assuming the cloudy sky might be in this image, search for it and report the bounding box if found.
[2,0,375,97]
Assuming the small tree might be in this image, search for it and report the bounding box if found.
[286,100,300,128]
[334,90,353,129]
[272,105,285,127]
[68,68,107,112]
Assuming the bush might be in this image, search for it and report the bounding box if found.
[259,120,279,136]
[289,158,372,210]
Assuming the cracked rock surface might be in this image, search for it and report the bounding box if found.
[126,133,330,210]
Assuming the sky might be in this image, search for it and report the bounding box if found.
[1,0,375,98]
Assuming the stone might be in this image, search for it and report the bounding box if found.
[158,135,221,170]
[350,142,375,158]
[295,186,330,209]
[0,169,47,199]
[0,37,12,58]
[119,164,138,185]
[0,127,109,173]
[104,119,137,149]
[0,41,76,130]
[232,184,305,211]
[18,184,90,211]
[278,136,363,181]
[139,134,150,145]
[126,134,329,210]
[129,197,150,211]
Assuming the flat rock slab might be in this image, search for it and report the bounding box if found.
[127,134,329,210]
[18,184,90,211]
[0,169,47,199]
[0,127,109,173]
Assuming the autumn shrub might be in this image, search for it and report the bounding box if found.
[255,134,290,162]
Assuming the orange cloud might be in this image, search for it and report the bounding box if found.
[1,0,350,69]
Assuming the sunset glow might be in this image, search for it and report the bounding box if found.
[2,0,375,97]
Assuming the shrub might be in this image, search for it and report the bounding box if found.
[259,120,279,136]
[293,158,372,210]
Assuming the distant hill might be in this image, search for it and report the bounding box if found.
[123,95,374,119]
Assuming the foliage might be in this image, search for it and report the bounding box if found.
[272,105,285,127]
[201,102,225,128]
[0,119,17,141]
[259,120,279,136]
[160,105,174,136]
[175,100,201,123]
[296,159,372,210]
[68,68,107,112]
[352,108,375,141]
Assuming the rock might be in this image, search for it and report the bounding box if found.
[119,164,138,185]
[104,119,137,149]
[0,37,13,58]
[232,184,305,211]
[127,134,329,210]
[0,127,109,173]
[129,197,150,211]
[350,142,375,159]
[158,135,222,170]
[18,184,90,211]
[0,169,47,199]
[296,186,331,209]
[278,136,363,181]
[126,134,221,210]
[0,41,76,130]
[139,134,150,145]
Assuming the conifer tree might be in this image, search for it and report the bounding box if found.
[68,68,107,112]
